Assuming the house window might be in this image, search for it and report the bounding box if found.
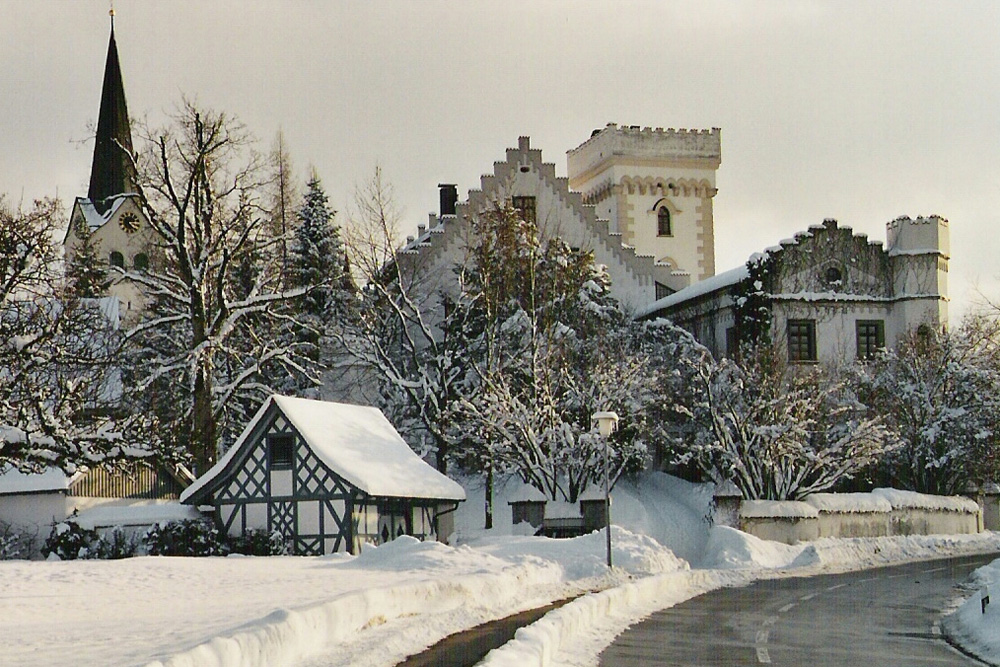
[511,196,536,224]
[657,207,672,237]
[269,435,294,470]
[109,251,124,268]
[655,282,672,301]
[787,319,817,362]
[856,320,885,359]
[133,253,149,271]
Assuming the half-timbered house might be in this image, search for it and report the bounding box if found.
[180,395,466,555]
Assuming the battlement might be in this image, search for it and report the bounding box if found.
[886,215,950,258]
[568,123,721,182]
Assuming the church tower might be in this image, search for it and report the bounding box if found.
[65,11,151,320]
[568,124,722,294]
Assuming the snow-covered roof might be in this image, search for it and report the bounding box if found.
[637,264,749,318]
[0,467,75,495]
[182,396,466,503]
[73,502,202,530]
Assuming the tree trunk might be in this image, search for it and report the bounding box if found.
[484,459,494,530]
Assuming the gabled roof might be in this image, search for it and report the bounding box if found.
[0,467,80,495]
[88,24,137,215]
[181,396,466,504]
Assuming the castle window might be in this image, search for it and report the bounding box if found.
[511,196,536,224]
[856,320,885,360]
[787,319,817,362]
[133,253,149,271]
[726,327,739,359]
[655,282,672,301]
[269,435,294,471]
[109,251,124,268]
[657,207,672,237]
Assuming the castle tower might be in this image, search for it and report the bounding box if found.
[87,14,137,214]
[886,215,950,332]
[567,124,722,290]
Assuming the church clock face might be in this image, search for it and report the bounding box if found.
[119,211,140,233]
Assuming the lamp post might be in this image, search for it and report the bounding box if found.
[592,411,619,569]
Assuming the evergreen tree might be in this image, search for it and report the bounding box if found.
[291,173,353,322]
[66,221,111,299]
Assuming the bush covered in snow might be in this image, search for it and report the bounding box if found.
[144,519,227,557]
[42,520,99,560]
[0,522,35,560]
[229,529,288,556]
[92,526,141,560]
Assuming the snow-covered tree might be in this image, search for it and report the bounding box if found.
[290,173,353,324]
[65,219,111,299]
[0,197,138,472]
[125,101,318,473]
[855,318,1000,495]
[672,344,893,500]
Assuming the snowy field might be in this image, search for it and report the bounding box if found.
[2,472,1000,667]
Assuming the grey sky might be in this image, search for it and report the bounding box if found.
[2,1,997,320]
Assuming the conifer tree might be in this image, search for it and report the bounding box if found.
[66,221,111,299]
[291,173,352,322]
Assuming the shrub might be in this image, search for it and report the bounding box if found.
[229,529,289,556]
[0,522,35,560]
[92,526,141,560]
[41,520,99,561]
[143,519,227,556]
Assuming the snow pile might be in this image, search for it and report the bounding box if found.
[943,558,1000,665]
[872,488,980,513]
[803,492,892,513]
[700,525,820,569]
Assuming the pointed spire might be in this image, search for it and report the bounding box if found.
[88,16,136,214]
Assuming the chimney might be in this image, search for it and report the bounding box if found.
[438,183,458,217]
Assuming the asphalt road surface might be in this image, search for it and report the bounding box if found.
[600,553,998,666]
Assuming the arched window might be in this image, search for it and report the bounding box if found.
[133,253,149,271]
[657,207,672,237]
[109,251,124,268]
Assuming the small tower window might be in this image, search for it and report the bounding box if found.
[133,253,149,271]
[657,207,672,237]
[268,435,294,470]
[511,196,536,224]
[109,251,124,268]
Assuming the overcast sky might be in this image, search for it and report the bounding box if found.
[2,1,998,321]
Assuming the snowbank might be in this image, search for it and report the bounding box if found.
[943,557,1000,665]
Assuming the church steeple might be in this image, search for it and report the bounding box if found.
[87,14,136,214]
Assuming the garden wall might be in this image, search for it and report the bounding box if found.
[737,489,981,545]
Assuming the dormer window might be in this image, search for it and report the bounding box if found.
[657,207,672,237]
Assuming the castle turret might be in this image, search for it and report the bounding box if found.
[567,123,721,289]
[87,15,136,214]
[886,215,950,332]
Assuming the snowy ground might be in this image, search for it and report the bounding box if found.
[2,472,999,667]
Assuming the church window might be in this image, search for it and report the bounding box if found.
[133,253,149,271]
[787,319,817,362]
[657,207,672,237]
[511,196,536,224]
[109,251,124,268]
[269,435,294,471]
[856,320,885,360]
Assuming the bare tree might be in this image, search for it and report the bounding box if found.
[125,101,317,473]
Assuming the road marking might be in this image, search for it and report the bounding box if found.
[779,603,796,613]
[931,623,942,636]
[762,615,778,628]
[924,567,947,574]
[800,593,817,601]
[756,647,772,663]
[756,629,770,644]
[827,583,847,591]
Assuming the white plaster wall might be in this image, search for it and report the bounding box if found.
[0,493,71,533]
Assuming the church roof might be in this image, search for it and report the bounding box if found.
[87,23,136,215]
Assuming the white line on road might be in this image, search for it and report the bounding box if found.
[779,603,796,613]
[800,593,817,601]
[931,623,942,636]
[756,629,770,644]
[827,583,847,591]
[756,647,772,663]
[924,567,947,574]
[762,616,778,628]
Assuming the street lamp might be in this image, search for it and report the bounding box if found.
[592,411,619,569]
